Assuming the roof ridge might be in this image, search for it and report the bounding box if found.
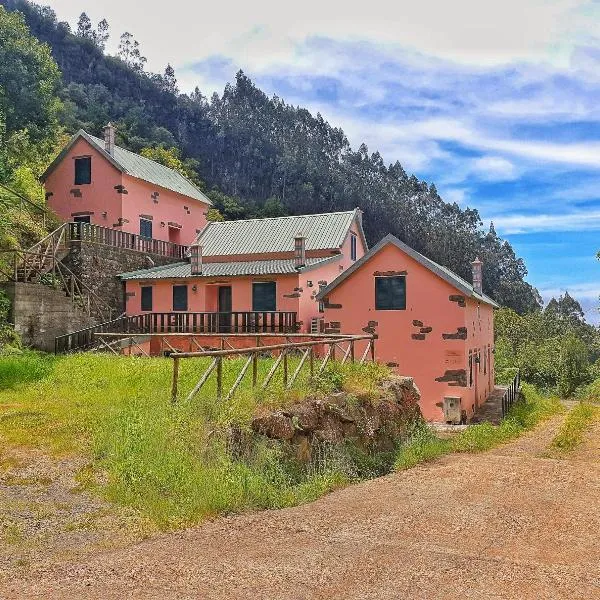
[204,209,357,225]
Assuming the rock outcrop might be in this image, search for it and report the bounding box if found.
[251,376,421,460]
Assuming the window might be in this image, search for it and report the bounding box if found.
[141,286,153,312]
[172,285,188,311]
[469,351,473,387]
[74,157,91,185]
[375,276,406,310]
[140,218,153,239]
[252,282,276,312]
[350,233,357,261]
[318,282,327,313]
[73,215,91,224]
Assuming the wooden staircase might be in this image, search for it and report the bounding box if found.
[0,223,114,323]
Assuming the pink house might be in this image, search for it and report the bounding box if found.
[41,124,211,247]
[316,235,498,422]
[119,210,367,334]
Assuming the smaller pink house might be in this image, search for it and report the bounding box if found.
[119,210,367,335]
[41,124,211,247]
[316,235,498,423]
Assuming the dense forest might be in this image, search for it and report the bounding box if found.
[0,0,542,313]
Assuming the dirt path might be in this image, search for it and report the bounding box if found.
[1,414,599,600]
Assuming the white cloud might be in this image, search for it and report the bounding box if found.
[470,156,518,181]
[491,210,600,233]
[46,0,595,83]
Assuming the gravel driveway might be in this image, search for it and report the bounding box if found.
[1,413,599,600]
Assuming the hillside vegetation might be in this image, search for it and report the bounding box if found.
[0,0,540,312]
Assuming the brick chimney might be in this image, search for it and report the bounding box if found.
[190,244,203,275]
[471,257,483,294]
[294,233,306,269]
[103,122,115,156]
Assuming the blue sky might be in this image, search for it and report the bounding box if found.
[47,0,600,322]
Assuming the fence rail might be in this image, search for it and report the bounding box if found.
[55,312,298,353]
[501,370,521,417]
[168,334,376,403]
[68,222,188,259]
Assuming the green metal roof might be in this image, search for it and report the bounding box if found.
[42,130,212,206]
[316,234,500,308]
[119,255,341,280]
[194,209,365,256]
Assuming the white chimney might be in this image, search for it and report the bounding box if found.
[103,122,115,156]
[294,233,306,269]
[190,244,203,275]
[471,257,483,294]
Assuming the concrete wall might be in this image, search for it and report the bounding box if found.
[0,282,95,352]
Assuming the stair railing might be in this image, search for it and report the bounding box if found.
[0,248,114,322]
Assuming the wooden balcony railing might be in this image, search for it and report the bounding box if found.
[55,311,298,353]
[67,222,189,259]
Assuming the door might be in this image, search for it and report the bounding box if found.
[218,286,232,332]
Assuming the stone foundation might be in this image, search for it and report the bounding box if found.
[250,376,422,461]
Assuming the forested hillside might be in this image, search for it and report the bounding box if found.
[0,0,542,311]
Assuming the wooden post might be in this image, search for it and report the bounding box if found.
[216,356,223,400]
[252,351,258,387]
[350,340,355,363]
[283,349,288,388]
[309,347,314,377]
[370,338,376,362]
[331,343,336,362]
[171,357,180,403]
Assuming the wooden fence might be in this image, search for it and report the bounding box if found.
[151,333,376,403]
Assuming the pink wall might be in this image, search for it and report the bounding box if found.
[121,176,208,246]
[44,137,209,246]
[321,242,495,421]
[45,138,123,228]
[125,274,301,315]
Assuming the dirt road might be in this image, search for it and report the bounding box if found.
[2,413,599,599]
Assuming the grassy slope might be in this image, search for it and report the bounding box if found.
[0,352,390,528]
[394,384,564,470]
[550,402,599,452]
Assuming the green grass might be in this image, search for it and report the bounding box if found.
[0,351,390,529]
[550,402,598,452]
[394,384,564,470]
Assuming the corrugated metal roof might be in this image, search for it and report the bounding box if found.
[194,210,362,256]
[316,234,499,308]
[42,130,211,206]
[86,134,211,205]
[119,255,340,280]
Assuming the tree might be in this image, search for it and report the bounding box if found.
[76,12,92,38]
[0,6,61,143]
[95,19,109,50]
[161,64,178,95]
[139,145,202,187]
[118,31,146,72]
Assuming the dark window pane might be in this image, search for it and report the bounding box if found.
[350,234,357,261]
[140,219,153,239]
[141,286,153,311]
[74,157,91,185]
[375,276,406,310]
[252,282,276,311]
[173,285,188,311]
